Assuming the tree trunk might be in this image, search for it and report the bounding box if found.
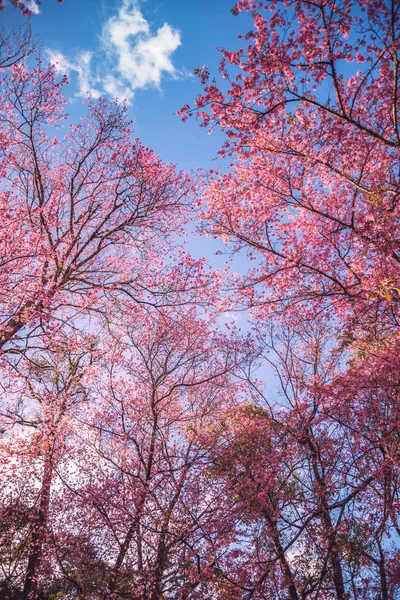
[306,436,345,600]
[263,511,299,600]
[23,455,53,600]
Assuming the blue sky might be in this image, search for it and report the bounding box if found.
[2,0,250,170]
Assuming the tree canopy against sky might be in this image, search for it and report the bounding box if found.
[0,1,400,599]
[0,0,249,172]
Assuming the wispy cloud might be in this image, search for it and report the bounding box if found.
[46,0,181,104]
[48,49,101,99]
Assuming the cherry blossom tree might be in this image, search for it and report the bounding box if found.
[57,306,248,600]
[0,331,96,599]
[198,321,400,599]
[179,5,400,594]
[2,1,400,598]
[0,36,226,600]
[0,305,252,600]
[0,60,194,354]
[181,0,400,346]
[0,24,34,68]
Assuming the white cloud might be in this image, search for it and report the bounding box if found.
[102,74,135,104]
[47,49,101,99]
[46,0,181,104]
[102,2,181,90]
[47,50,69,74]
[20,0,40,14]
[75,52,101,99]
